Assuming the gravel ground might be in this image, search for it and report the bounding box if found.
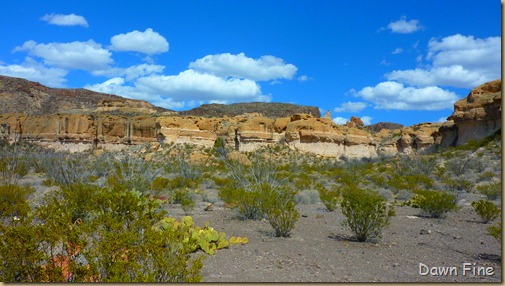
[169,197,502,283]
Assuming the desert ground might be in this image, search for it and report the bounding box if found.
[163,193,502,283]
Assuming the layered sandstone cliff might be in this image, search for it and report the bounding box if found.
[0,76,500,158]
[445,79,502,146]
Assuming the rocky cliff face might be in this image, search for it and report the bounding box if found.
[0,110,443,159]
[0,75,500,158]
[444,79,501,146]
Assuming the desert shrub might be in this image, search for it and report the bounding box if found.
[487,222,502,242]
[393,189,414,202]
[388,173,433,192]
[0,216,46,282]
[0,184,34,222]
[167,153,206,187]
[471,200,501,224]
[315,183,340,211]
[476,182,501,201]
[413,190,459,218]
[105,152,162,193]
[340,186,395,243]
[397,155,437,176]
[219,184,263,219]
[376,188,394,201]
[40,152,98,187]
[478,171,497,182]
[441,176,471,201]
[446,157,471,177]
[294,189,320,205]
[260,183,299,237]
[217,152,291,220]
[0,143,29,186]
[32,182,204,282]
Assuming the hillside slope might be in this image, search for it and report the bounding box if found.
[0,75,168,115]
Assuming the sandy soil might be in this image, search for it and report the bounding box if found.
[168,196,502,283]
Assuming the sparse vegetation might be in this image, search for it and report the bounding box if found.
[340,186,395,243]
[412,190,459,218]
[471,200,501,224]
[0,118,501,281]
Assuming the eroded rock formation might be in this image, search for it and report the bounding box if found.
[0,76,501,159]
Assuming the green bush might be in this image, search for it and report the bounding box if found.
[260,183,299,237]
[340,187,395,243]
[0,184,34,221]
[413,190,459,218]
[487,222,502,242]
[476,182,501,201]
[0,182,205,282]
[219,185,263,220]
[316,183,340,211]
[294,189,320,205]
[217,152,291,220]
[471,200,501,224]
[0,143,29,186]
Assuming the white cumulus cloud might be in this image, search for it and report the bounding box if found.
[14,40,113,72]
[388,16,422,34]
[355,81,459,110]
[86,69,270,110]
[110,28,169,55]
[361,116,372,126]
[0,57,67,87]
[92,63,165,81]
[333,117,347,125]
[386,34,500,89]
[136,69,267,101]
[41,13,89,27]
[334,101,367,113]
[189,52,297,81]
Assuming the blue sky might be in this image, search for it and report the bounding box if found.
[0,1,500,126]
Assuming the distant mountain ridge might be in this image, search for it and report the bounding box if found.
[0,75,320,119]
[179,102,321,118]
[0,75,169,116]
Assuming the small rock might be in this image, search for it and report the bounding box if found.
[420,229,431,235]
[393,263,400,267]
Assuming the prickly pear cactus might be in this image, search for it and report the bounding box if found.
[154,216,248,255]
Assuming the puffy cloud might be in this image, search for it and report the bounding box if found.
[332,115,372,126]
[355,81,459,110]
[386,35,500,88]
[361,116,372,126]
[40,13,89,27]
[136,69,267,101]
[92,63,165,81]
[333,117,347,125]
[386,66,488,89]
[0,58,67,87]
[334,101,367,113]
[85,77,185,109]
[110,28,169,55]
[388,16,422,34]
[189,52,297,81]
[86,69,270,109]
[14,40,113,72]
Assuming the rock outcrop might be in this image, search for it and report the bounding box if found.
[0,75,500,158]
[444,79,501,146]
